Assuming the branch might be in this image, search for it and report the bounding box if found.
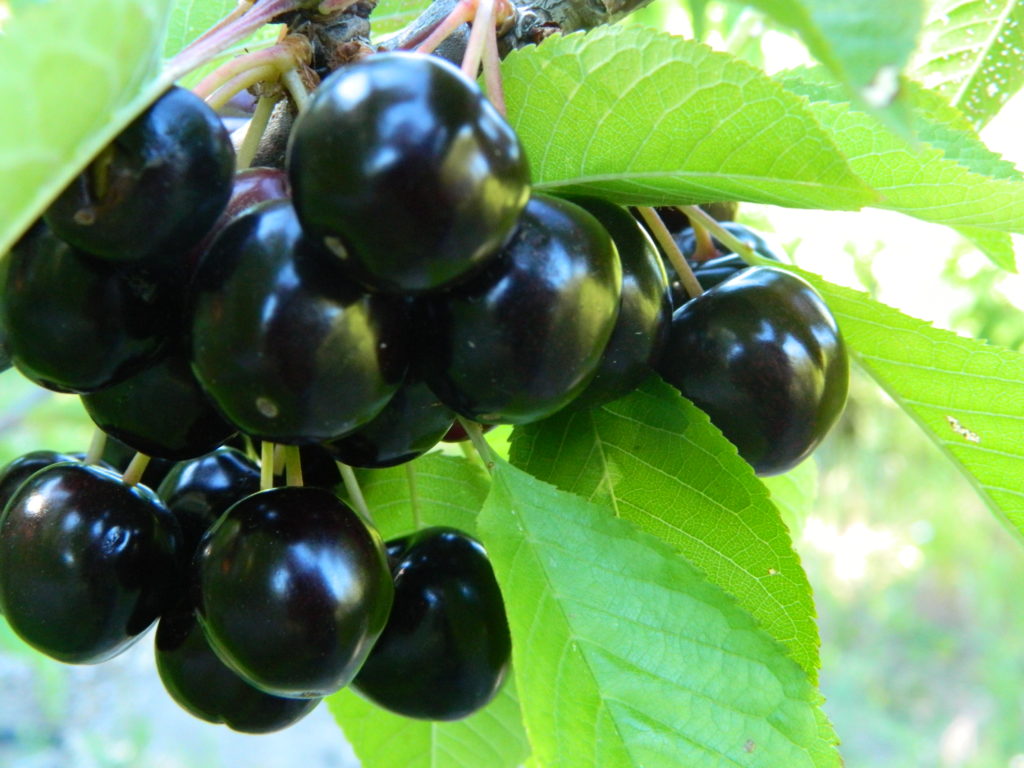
[378,0,656,58]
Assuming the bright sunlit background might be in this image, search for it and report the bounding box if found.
[3,2,1024,767]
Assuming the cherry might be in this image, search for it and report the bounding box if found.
[415,194,622,423]
[322,375,454,468]
[671,222,784,300]
[81,346,236,461]
[43,86,235,262]
[656,266,849,475]
[156,447,261,559]
[1,222,181,393]
[441,422,495,443]
[0,463,182,663]
[0,450,84,513]
[186,167,290,273]
[566,197,672,407]
[156,605,320,733]
[189,200,408,443]
[195,486,393,697]
[354,527,510,721]
[287,52,530,293]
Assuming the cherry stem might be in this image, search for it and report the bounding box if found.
[84,429,107,466]
[337,462,374,524]
[689,215,719,263]
[193,45,293,100]
[205,64,281,112]
[237,93,279,169]
[637,206,704,299]
[405,462,422,530]
[457,439,479,465]
[280,67,310,111]
[285,445,304,487]
[460,0,493,80]
[166,0,301,84]
[679,205,767,266]
[260,441,275,491]
[122,453,151,487]
[481,3,506,115]
[415,0,474,55]
[456,416,494,472]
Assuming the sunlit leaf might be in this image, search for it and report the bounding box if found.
[0,0,174,255]
[510,379,822,681]
[502,26,876,210]
[479,459,840,768]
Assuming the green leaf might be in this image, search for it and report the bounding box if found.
[793,269,1024,539]
[740,0,925,120]
[509,379,821,682]
[163,0,236,57]
[371,0,433,38]
[0,0,174,256]
[330,453,530,768]
[478,459,840,768]
[913,0,1024,129]
[779,70,1024,234]
[501,26,876,210]
[355,452,491,538]
[330,678,529,768]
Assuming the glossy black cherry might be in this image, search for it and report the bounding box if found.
[354,527,510,721]
[288,52,530,293]
[156,447,261,558]
[566,197,672,407]
[656,266,849,475]
[416,194,621,423]
[323,375,454,468]
[82,346,235,461]
[0,450,83,513]
[0,463,182,663]
[44,86,235,262]
[1,222,180,393]
[190,200,408,443]
[156,605,320,733]
[195,486,393,697]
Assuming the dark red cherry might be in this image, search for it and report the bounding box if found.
[288,52,530,293]
[81,346,235,461]
[156,447,261,559]
[156,605,320,733]
[0,450,83,513]
[43,86,235,262]
[0,463,182,663]
[656,266,849,476]
[440,422,495,443]
[322,375,454,468]
[195,486,393,697]
[186,167,290,272]
[0,222,180,393]
[190,200,408,443]
[565,197,672,407]
[415,194,621,424]
[354,527,510,721]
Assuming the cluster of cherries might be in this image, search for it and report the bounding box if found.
[0,48,848,734]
